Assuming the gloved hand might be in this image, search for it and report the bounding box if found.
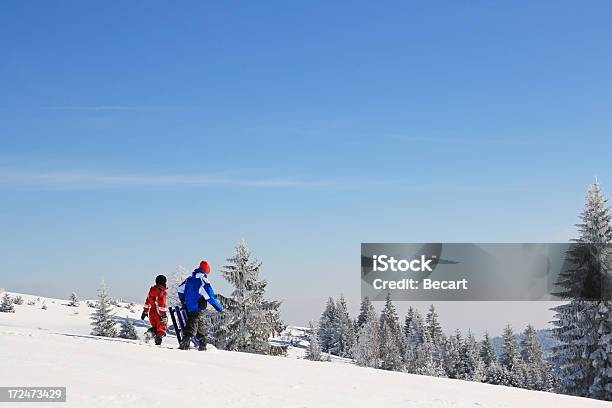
[161,314,168,327]
[141,311,147,320]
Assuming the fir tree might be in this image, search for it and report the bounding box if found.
[551,301,594,395]
[268,309,287,338]
[305,321,323,361]
[330,295,355,357]
[68,292,79,307]
[480,331,498,368]
[461,330,484,382]
[167,265,189,307]
[356,297,376,329]
[589,300,612,400]
[499,324,525,387]
[352,311,380,368]
[410,330,445,376]
[407,309,426,345]
[214,240,283,354]
[442,330,463,379]
[425,304,443,345]
[90,282,117,337]
[479,331,502,384]
[520,325,549,391]
[403,306,415,340]
[404,308,426,370]
[12,296,23,305]
[378,293,403,371]
[554,180,611,300]
[119,316,138,340]
[425,304,445,368]
[551,180,612,399]
[0,294,15,313]
[318,297,337,353]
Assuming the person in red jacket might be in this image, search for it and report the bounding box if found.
[141,274,168,345]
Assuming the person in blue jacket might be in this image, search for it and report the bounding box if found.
[177,260,223,350]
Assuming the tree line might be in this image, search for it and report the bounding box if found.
[308,295,553,392]
[308,179,611,402]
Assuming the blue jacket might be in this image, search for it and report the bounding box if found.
[177,268,224,313]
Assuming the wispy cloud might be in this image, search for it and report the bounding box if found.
[0,168,521,193]
[37,106,199,112]
[0,161,520,193]
[0,169,336,190]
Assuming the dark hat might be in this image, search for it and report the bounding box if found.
[155,274,167,286]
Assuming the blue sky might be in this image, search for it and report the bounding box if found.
[1,1,611,330]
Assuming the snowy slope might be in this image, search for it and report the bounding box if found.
[270,325,354,364]
[0,292,607,408]
[0,293,142,335]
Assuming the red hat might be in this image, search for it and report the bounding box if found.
[199,260,211,274]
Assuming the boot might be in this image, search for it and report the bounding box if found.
[143,328,155,343]
[154,335,163,346]
[179,337,191,350]
[198,341,207,351]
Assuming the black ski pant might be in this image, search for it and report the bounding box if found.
[182,311,206,345]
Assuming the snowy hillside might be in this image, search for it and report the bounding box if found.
[0,292,607,408]
[0,292,142,336]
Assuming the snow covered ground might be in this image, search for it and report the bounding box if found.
[0,292,607,408]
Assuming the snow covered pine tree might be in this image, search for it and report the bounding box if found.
[520,325,550,391]
[318,297,337,353]
[330,295,355,358]
[119,316,138,340]
[305,321,323,361]
[425,304,444,370]
[481,331,503,384]
[166,265,188,307]
[551,180,612,400]
[378,293,404,371]
[425,305,443,346]
[0,293,15,313]
[213,240,283,354]
[442,330,463,379]
[356,296,376,329]
[461,330,484,381]
[90,282,117,337]
[353,297,380,368]
[68,292,79,307]
[499,324,526,388]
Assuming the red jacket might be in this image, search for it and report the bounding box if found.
[143,285,168,316]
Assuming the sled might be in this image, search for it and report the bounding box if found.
[169,306,201,348]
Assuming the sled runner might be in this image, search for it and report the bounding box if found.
[169,305,201,348]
